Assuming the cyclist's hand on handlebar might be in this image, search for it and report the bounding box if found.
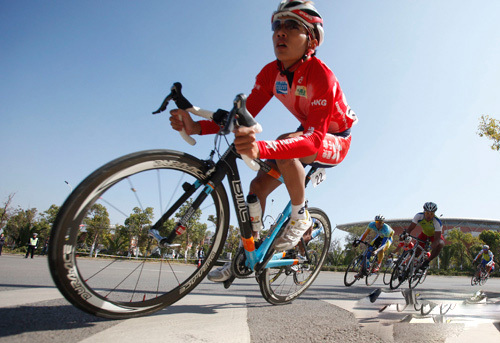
[169,109,201,135]
[233,126,260,159]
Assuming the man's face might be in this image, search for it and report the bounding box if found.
[375,220,384,229]
[424,211,435,221]
[272,17,310,69]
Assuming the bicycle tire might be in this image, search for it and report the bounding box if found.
[49,150,230,319]
[344,255,363,287]
[408,265,422,289]
[258,207,331,305]
[408,275,420,289]
[471,275,478,286]
[390,251,411,290]
[365,257,380,286]
[419,269,428,285]
[383,264,395,285]
[293,251,318,285]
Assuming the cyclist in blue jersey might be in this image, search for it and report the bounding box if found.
[353,215,394,273]
[403,202,444,271]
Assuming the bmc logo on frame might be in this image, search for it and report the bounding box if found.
[311,99,327,106]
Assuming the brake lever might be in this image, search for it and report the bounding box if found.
[152,93,173,114]
[152,82,196,145]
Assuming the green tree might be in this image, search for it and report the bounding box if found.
[104,233,129,255]
[326,238,345,266]
[439,244,453,270]
[124,206,154,256]
[42,204,60,225]
[4,207,38,248]
[343,225,366,265]
[222,224,239,258]
[478,230,500,256]
[174,200,208,259]
[84,204,111,257]
[445,228,481,270]
[0,193,15,232]
[477,115,500,151]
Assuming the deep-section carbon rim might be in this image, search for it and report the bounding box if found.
[48,150,229,318]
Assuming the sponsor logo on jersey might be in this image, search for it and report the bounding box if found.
[265,140,279,151]
[311,99,327,106]
[275,81,288,95]
[295,86,307,97]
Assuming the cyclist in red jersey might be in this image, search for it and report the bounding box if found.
[170,1,357,282]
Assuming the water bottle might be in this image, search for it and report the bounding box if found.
[311,228,321,239]
[247,194,262,232]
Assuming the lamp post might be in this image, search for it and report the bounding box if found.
[64,181,73,192]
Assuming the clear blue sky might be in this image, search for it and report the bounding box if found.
[2,1,499,240]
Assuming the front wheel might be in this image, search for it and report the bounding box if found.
[471,274,479,286]
[344,255,363,287]
[49,150,230,319]
[390,251,411,290]
[383,262,395,285]
[258,208,332,305]
[479,273,488,286]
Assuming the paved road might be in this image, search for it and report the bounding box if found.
[1,254,499,342]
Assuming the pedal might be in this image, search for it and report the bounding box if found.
[223,275,236,289]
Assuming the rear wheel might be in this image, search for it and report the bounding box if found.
[49,150,229,319]
[365,256,380,286]
[258,208,331,305]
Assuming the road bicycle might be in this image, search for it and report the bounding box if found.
[344,240,380,286]
[471,264,489,286]
[382,253,397,285]
[389,234,431,290]
[48,82,332,319]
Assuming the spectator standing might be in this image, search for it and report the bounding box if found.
[0,233,5,256]
[25,233,39,259]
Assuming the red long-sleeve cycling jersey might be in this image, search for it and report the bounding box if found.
[199,56,357,160]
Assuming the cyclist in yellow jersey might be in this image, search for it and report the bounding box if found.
[403,202,444,270]
[473,245,495,277]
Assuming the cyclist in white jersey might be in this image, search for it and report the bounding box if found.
[403,202,444,270]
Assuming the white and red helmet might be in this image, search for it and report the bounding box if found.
[272,0,324,47]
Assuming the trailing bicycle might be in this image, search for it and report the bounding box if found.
[344,240,380,286]
[390,234,431,290]
[382,253,397,285]
[471,264,489,286]
[48,82,332,319]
